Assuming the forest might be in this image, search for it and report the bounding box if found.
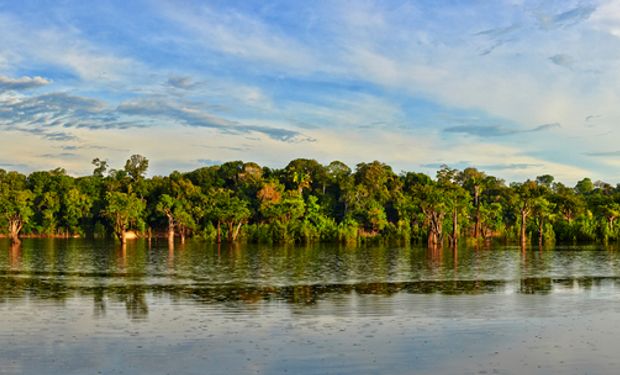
[0,155,618,247]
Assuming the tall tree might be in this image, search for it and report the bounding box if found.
[458,167,487,238]
[102,191,145,244]
[124,154,149,181]
[0,171,34,243]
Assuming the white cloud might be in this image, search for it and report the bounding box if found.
[1,1,617,183]
[0,75,50,91]
[0,14,144,83]
[157,2,321,74]
[589,1,620,37]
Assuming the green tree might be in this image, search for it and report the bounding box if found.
[63,187,92,236]
[124,154,149,181]
[532,196,555,245]
[103,191,145,244]
[438,165,471,246]
[511,180,539,245]
[458,167,487,238]
[92,158,108,177]
[210,189,251,242]
[0,171,34,243]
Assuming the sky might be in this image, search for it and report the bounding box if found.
[0,0,619,184]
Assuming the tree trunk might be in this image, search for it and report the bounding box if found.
[8,218,22,244]
[115,213,126,244]
[227,221,234,242]
[520,208,528,245]
[233,221,243,242]
[427,211,443,249]
[452,208,458,247]
[166,212,175,242]
[217,220,221,243]
[473,186,480,239]
[427,230,437,248]
[538,218,544,246]
[436,213,444,245]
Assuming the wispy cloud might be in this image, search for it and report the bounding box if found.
[38,152,77,158]
[476,24,521,38]
[0,161,29,171]
[584,150,620,157]
[42,131,78,141]
[117,97,314,142]
[0,75,50,91]
[536,5,597,29]
[197,144,253,152]
[475,24,521,56]
[0,92,112,138]
[197,159,222,166]
[60,144,128,152]
[420,161,543,171]
[0,13,143,83]
[481,163,544,170]
[549,54,575,69]
[167,75,197,90]
[0,1,617,183]
[443,123,561,137]
[0,82,315,143]
[157,2,319,73]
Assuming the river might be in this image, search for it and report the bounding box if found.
[1,239,620,374]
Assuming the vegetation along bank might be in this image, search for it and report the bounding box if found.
[1,155,617,247]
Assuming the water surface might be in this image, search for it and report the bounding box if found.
[2,239,620,374]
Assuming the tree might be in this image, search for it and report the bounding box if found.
[438,165,471,247]
[92,158,108,177]
[512,180,539,245]
[39,191,61,235]
[478,202,503,240]
[552,183,583,224]
[156,194,176,242]
[325,161,352,220]
[532,196,555,245]
[0,171,34,243]
[458,167,487,238]
[413,182,448,248]
[63,188,92,236]
[124,154,149,180]
[210,189,251,242]
[103,191,145,244]
[575,178,594,195]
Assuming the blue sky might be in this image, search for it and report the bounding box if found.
[0,0,619,183]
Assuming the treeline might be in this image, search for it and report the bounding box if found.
[1,155,619,246]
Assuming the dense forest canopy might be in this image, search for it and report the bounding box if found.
[1,155,618,246]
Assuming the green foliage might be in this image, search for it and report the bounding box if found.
[124,154,149,180]
[103,191,146,239]
[4,157,620,247]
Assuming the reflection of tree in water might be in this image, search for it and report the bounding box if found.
[519,277,552,294]
[9,241,21,268]
[0,274,619,319]
[287,285,320,305]
[120,287,149,320]
[5,240,620,319]
[93,287,106,318]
